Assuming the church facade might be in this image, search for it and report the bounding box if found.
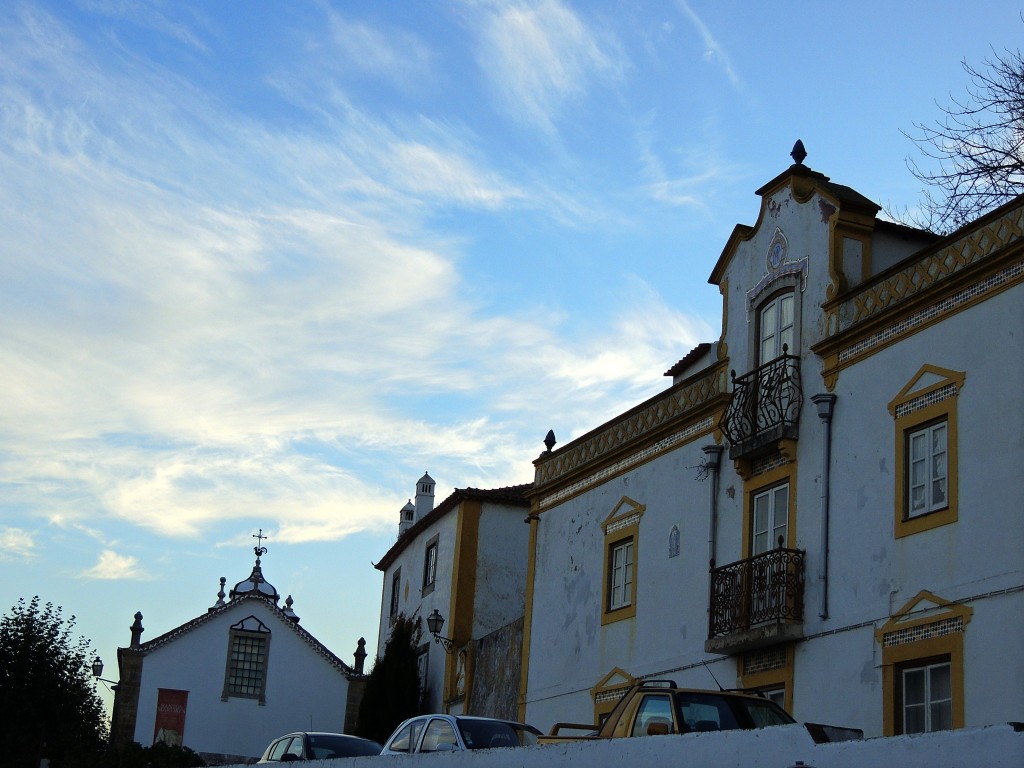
[517,146,1024,738]
[107,544,368,764]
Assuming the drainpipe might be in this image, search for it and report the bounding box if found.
[810,393,837,620]
[702,445,724,570]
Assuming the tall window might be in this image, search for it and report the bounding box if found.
[608,539,634,610]
[752,483,789,554]
[889,366,963,538]
[390,568,401,617]
[223,616,271,703]
[758,293,795,363]
[422,537,438,595]
[901,659,952,734]
[601,497,644,625]
[907,421,947,517]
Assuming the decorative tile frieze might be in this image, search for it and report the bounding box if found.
[534,367,724,492]
[882,616,964,647]
[894,383,958,419]
[838,257,1024,364]
[847,207,1024,328]
[742,645,788,675]
[536,416,715,511]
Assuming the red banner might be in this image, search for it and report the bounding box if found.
[153,689,189,746]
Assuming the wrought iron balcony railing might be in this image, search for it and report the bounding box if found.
[719,351,802,459]
[708,546,806,639]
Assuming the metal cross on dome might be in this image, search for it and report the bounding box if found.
[252,528,268,560]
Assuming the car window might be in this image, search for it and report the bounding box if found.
[675,693,741,731]
[631,694,675,737]
[740,698,795,728]
[266,738,290,761]
[305,734,381,759]
[456,719,539,749]
[387,724,413,753]
[419,719,458,752]
[283,737,305,760]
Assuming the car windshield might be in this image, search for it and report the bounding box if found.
[306,734,381,758]
[456,720,538,749]
[737,698,795,728]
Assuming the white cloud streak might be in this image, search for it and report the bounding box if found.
[0,3,713,550]
[472,0,626,134]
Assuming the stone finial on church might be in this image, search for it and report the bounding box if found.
[129,611,144,647]
[211,576,227,611]
[283,594,300,623]
[354,637,367,675]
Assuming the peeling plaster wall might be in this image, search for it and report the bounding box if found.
[466,617,524,720]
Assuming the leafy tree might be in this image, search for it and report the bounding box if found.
[0,597,109,768]
[902,41,1024,233]
[66,742,205,768]
[354,613,423,745]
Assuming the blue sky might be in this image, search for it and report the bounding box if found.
[1,0,1020,709]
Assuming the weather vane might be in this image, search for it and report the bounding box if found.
[253,528,268,560]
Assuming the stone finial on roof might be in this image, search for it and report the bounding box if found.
[282,594,299,623]
[354,637,367,675]
[791,139,807,165]
[130,611,144,647]
[210,577,227,611]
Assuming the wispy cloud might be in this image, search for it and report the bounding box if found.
[472,0,626,134]
[0,3,713,552]
[0,528,36,561]
[675,0,741,89]
[79,549,150,580]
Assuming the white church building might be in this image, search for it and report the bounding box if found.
[105,537,369,763]
[517,143,1024,738]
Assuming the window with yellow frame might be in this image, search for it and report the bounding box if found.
[875,590,971,736]
[601,497,644,625]
[888,365,964,538]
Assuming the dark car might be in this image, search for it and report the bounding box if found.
[380,714,541,754]
[258,731,382,762]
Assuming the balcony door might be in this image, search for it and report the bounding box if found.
[759,293,795,364]
[752,484,789,555]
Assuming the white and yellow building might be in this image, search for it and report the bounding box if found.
[517,145,1024,738]
[374,474,532,719]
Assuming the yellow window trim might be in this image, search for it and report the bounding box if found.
[737,644,795,714]
[888,365,964,538]
[874,590,972,736]
[741,461,796,556]
[601,497,645,626]
[592,667,636,726]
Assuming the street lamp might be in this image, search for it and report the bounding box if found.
[425,609,455,654]
[91,657,119,687]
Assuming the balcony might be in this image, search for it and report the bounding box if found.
[705,546,806,655]
[719,352,802,461]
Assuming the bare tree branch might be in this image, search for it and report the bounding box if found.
[894,41,1024,233]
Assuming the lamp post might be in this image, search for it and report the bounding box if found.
[425,609,456,654]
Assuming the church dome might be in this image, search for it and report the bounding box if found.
[229,532,280,603]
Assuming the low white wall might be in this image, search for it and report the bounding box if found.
[226,723,1023,768]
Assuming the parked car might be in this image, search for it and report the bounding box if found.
[380,714,541,754]
[539,679,862,744]
[258,731,382,762]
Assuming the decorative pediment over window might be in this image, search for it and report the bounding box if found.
[592,667,636,713]
[874,590,973,647]
[887,365,966,417]
[230,615,271,633]
[602,497,645,534]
